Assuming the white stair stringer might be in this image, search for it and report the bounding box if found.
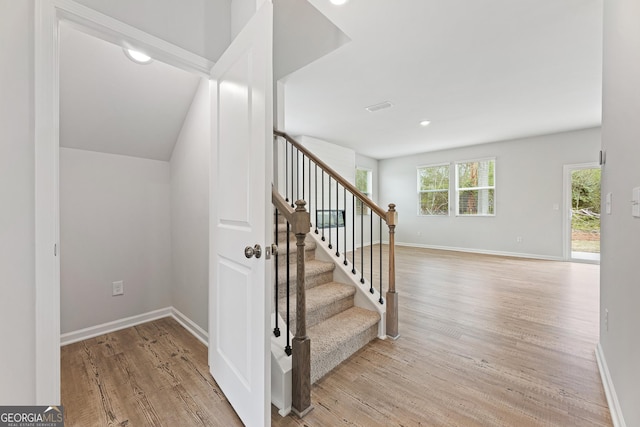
[308,231,386,338]
[270,312,292,417]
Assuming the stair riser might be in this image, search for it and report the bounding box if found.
[275,246,315,268]
[282,295,355,336]
[310,323,378,384]
[276,270,334,299]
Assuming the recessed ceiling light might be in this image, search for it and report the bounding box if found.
[420,120,431,127]
[124,48,153,64]
[330,0,348,5]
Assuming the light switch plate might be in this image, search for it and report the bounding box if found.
[112,280,124,296]
[633,188,640,217]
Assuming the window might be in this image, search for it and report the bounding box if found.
[418,164,450,215]
[355,167,372,215]
[455,159,495,215]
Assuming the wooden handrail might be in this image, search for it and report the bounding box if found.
[275,130,389,221]
[272,184,295,222]
[272,184,311,234]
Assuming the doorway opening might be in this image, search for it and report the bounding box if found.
[567,164,601,263]
[35,0,213,404]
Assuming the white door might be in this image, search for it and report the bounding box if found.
[208,3,273,426]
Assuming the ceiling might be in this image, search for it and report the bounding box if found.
[282,0,603,159]
[60,24,201,161]
[59,1,603,162]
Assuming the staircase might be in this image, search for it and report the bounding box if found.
[276,220,380,384]
[271,131,399,417]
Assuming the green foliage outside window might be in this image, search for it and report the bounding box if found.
[418,164,449,215]
[356,168,371,215]
[571,168,601,232]
[456,159,495,215]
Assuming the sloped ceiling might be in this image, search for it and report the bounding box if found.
[283,0,603,159]
[59,24,201,161]
[273,0,350,80]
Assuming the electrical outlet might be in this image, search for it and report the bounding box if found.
[605,309,609,331]
[112,280,124,296]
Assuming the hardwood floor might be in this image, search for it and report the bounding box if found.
[61,247,611,426]
[61,317,242,426]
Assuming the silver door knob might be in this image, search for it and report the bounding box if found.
[244,244,262,259]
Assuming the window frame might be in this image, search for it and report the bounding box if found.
[417,163,451,216]
[454,157,496,217]
[355,166,373,216]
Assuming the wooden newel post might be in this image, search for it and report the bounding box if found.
[291,200,312,417]
[386,203,400,339]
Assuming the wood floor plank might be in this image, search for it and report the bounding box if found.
[61,247,611,426]
[274,247,610,427]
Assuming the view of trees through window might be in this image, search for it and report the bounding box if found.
[571,168,601,254]
[355,168,372,215]
[456,159,495,215]
[418,164,449,215]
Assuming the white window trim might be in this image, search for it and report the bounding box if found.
[454,158,496,217]
[417,163,451,217]
[355,166,373,215]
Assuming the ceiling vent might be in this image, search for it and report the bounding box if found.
[365,101,393,113]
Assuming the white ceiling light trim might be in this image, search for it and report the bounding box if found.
[420,120,431,127]
[330,0,348,5]
[124,48,153,64]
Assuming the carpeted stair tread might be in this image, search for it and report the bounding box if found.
[309,306,379,354]
[278,282,356,333]
[308,306,379,382]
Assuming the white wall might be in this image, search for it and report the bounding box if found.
[170,78,210,332]
[0,0,36,405]
[379,128,601,259]
[297,136,355,254]
[600,0,640,424]
[60,149,172,333]
[74,0,231,61]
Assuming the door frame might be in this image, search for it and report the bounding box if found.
[562,162,601,262]
[34,0,213,404]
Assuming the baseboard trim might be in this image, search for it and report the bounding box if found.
[60,307,209,348]
[60,307,172,346]
[395,241,564,261]
[596,343,627,427]
[171,307,209,347]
